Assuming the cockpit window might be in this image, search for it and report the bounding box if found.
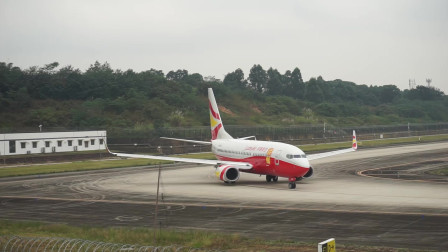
[286,154,306,159]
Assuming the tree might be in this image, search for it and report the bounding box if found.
[248,64,267,93]
[376,85,401,103]
[304,78,324,103]
[290,67,303,84]
[223,68,246,88]
[166,69,188,81]
[0,62,23,95]
[266,67,283,95]
[40,62,59,73]
[184,73,203,85]
[406,85,444,100]
[83,61,117,99]
[285,67,305,99]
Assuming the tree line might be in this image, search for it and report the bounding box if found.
[0,61,446,130]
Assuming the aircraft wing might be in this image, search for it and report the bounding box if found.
[306,130,358,161]
[306,147,355,161]
[108,150,253,170]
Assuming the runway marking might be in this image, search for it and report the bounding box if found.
[1,195,448,217]
[357,158,448,184]
[114,215,143,222]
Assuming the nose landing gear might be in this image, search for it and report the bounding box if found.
[288,177,296,189]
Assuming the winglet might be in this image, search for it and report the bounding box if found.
[352,130,358,150]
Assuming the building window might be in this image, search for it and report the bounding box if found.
[99,139,104,145]
[68,140,72,146]
[84,141,89,148]
[57,140,62,147]
[21,142,26,149]
[90,139,95,145]
[32,142,38,148]
[45,141,50,148]
[78,140,82,146]
[9,141,16,153]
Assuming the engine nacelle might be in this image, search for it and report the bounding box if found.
[215,165,240,182]
[303,166,314,178]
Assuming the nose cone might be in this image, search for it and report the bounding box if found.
[300,158,311,169]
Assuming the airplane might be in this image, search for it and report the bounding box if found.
[108,88,358,189]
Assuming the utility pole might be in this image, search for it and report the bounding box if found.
[153,164,162,243]
[323,122,326,141]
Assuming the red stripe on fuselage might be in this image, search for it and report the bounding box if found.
[215,154,309,178]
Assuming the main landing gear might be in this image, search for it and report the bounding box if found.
[266,175,278,182]
[288,177,297,189]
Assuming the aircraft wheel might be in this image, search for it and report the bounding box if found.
[273,176,278,182]
[288,182,296,189]
[266,175,272,182]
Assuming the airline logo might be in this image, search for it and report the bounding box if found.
[266,148,274,165]
[210,101,222,140]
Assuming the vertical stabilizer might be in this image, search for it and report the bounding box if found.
[208,88,233,140]
[352,130,358,150]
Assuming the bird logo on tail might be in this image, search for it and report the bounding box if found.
[209,101,223,140]
[208,88,233,140]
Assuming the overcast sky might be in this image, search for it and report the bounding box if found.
[1,0,447,93]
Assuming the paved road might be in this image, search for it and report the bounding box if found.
[0,142,447,250]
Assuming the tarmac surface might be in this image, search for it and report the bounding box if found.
[1,142,447,250]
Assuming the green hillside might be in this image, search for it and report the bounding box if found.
[1,61,447,131]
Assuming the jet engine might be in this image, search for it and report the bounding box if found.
[215,165,240,183]
[303,166,314,178]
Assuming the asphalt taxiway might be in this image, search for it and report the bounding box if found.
[0,142,447,250]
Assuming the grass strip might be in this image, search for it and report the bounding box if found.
[0,158,172,178]
[0,219,430,252]
[427,166,448,176]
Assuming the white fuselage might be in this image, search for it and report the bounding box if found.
[211,139,311,178]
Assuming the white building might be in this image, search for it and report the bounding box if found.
[0,131,107,156]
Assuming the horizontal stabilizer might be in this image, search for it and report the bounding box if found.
[238,136,256,140]
[160,137,211,145]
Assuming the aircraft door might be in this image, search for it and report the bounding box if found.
[274,150,282,166]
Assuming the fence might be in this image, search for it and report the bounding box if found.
[106,122,448,154]
[2,122,448,154]
[0,236,222,252]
